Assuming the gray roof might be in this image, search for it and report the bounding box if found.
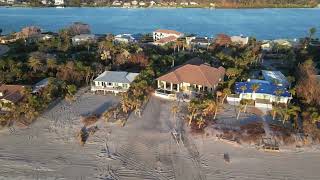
[94,71,139,84]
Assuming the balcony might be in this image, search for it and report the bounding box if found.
[91,85,128,93]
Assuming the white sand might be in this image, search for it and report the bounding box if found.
[0,92,320,180]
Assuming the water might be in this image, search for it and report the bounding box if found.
[0,7,319,39]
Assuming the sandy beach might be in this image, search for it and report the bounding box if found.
[0,90,320,180]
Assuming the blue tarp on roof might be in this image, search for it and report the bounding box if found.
[235,80,291,97]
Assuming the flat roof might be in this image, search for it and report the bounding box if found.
[235,80,291,97]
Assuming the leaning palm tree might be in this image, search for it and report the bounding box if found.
[221,88,231,103]
[250,83,260,99]
[196,116,205,129]
[171,104,179,127]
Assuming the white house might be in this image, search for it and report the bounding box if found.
[114,34,136,43]
[72,34,96,45]
[112,0,122,6]
[180,2,188,6]
[54,0,64,6]
[131,0,138,5]
[227,79,292,109]
[231,35,249,45]
[139,1,145,6]
[91,71,139,94]
[190,2,198,5]
[153,29,184,42]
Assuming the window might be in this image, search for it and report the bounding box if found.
[123,84,128,89]
[108,82,112,86]
[114,83,118,87]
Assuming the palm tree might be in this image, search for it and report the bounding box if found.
[203,100,216,118]
[309,27,317,40]
[274,89,284,104]
[187,100,199,126]
[196,116,205,129]
[282,105,301,124]
[171,104,179,127]
[171,104,179,120]
[240,85,247,94]
[46,58,57,70]
[236,104,245,120]
[221,88,231,103]
[28,57,43,72]
[250,83,260,99]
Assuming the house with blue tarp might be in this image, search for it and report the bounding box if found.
[227,79,292,109]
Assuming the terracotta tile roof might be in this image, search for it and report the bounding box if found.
[154,29,182,36]
[0,85,25,104]
[154,36,177,45]
[157,61,225,87]
[215,34,232,46]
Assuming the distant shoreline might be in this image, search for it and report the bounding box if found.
[0,4,319,9]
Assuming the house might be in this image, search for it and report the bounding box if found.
[180,2,188,6]
[131,0,138,5]
[91,71,139,94]
[32,78,49,94]
[230,35,249,45]
[190,37,211,49]
[261,41,272,52]
[112,0,122,6]
[153,29,184,42]
[155,58,225,100]
[215,34,232,46]
[152,36,178,46]
[17,26,42,39]
[6,0,15,4]
[72,34,96,45]
[139,1,145,6]
[0,85,25,111]
[123,2,131,7]
[262,70,289,87]
[190,2,198,5]
[149,1,156,6]
[227,79,291,109]
[54,0,64,6]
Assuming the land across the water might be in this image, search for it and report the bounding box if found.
[0,7,320,39]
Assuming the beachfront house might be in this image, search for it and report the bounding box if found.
[227,79,291,109]
[155,58,225,100]
[190,37,211,49]
[215,34,232,47]
[153,29,184,42]
[91,71,139,94]
[139,1,145,6]
[262,70,289,87]
[230,35,249,45]
[0,85,25,112]
[72,34,96,45]
[112,1,122,6]
[54,0,64,5]
[114,34,142,44]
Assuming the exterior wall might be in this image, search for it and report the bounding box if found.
[153,32,181,41]
[240,92,290,104]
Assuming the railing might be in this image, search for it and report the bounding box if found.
[91,86,128,92]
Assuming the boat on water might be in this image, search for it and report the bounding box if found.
[56,6,65,8]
